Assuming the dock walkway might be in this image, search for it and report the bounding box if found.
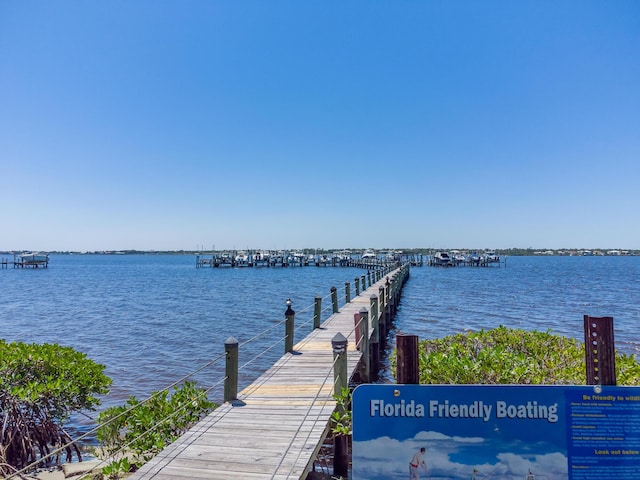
[130,265,409,480]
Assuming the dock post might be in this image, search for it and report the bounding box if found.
[385,277,391,305]
[358,307,370,383]
[378,285,386,341]
[331,286,339,313]
[313,295,322,329]
[361,274,367,290]
[332,333,349,479]
[332,332,349,396]
[345,281,351,304]
[370,294,380,378]
[396,334,419,384]
[584,316,616,385]
[355,277,360,296]
[285,299,295,353]
[367,270,372,287]
[224,336,239,403]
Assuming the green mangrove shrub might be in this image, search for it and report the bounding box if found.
[0,340,111,476]
[97,381,216,472]
[330,387,352,436]
[392,326,640,385]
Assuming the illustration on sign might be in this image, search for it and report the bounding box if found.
[352,384,640,479]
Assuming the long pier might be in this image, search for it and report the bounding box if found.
[129,264,410,480]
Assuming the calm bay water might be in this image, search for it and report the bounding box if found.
[1,254,639,433]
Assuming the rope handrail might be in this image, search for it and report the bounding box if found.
[237,332,288,374]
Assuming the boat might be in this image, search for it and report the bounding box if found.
[432,251,452,266]
[451,250,467,265]
[252,250,270,267]
[468,251,481,265]
[361,249,376,260]
[217,252,233,267]
[235,251,250,267]
[483,250,500,263]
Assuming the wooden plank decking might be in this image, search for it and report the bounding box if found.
[130,267,406,480]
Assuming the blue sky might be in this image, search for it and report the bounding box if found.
[1,1,639,251]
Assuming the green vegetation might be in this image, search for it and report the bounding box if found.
[0,340,111,476]
[392,326,640,385]
[330,387,352,436]
[96,381,216,475]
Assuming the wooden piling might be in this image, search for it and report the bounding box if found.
[396,334,419,384]
[345,281,351,304]
[331,286,339,313]
[224,336,239,403]
[358,307,370,383]
[285,300,295,353]
[370,294,380,377]
[313,295,322,329]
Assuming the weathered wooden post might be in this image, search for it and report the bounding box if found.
[396,334,419,384]
[367,270,372,287]
[285,298,295,354]
[313,295,322,329]
[355,276,360,296]
[361,274,366,290]
[378,285,386,341]
[331,286,339,313]
[584,315,616,385]
[359,307,370,383]
[224,336,239,403]
[345,281,351,304]
[370,294,380,378]
[331,332,349,479]
[385,277,390,305]
[332,332,349,396]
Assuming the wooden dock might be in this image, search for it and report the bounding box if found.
[129,264,409,480]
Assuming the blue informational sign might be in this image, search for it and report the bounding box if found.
[352,384,640,480]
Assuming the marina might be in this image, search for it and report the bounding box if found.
[426,249,505,267]
[195,250,409,269]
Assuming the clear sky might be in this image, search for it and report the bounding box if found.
[1,1,639,252]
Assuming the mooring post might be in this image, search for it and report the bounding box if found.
[385,277,390,305]
[285,298,295,354]
[331,332,349,479]
[361,274,367,290]
[396,334,419,384]
[345,281,351,304]
[224,336,239,403]
[332,332,348,396]
[584,315,616,385]
[355,276,360,296]
[313,295,322,329]
[331,286,339,313]
[367,270,372,287]
[378,285,386,340]
[370,294,380,377]
[359,307,370,383]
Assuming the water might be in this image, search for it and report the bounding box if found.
[392,255,640,356]
[1,254,638,435]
